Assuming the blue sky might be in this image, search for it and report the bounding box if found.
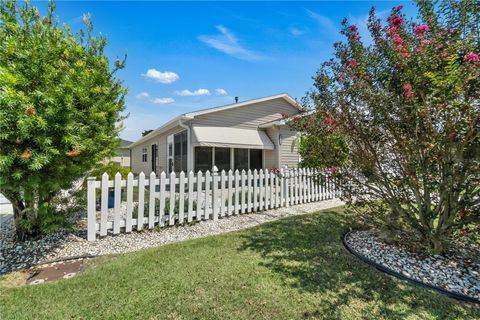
[35,1,418,141]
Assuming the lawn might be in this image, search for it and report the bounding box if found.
[1,207,478,319]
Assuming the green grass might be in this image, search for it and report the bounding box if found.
[1,207,479,319]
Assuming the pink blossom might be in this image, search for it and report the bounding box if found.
[414,25,430,35]
[416,46,424,53]
[350,25,358,32]
[387,26,397,34]
[329,165,337,172]
[347,59,358,67]
[393,5,404,13]
[363,75,369,80]
[392,16,403,27]
[323,117,337,125]
[465,52,479,62]
[393,34,403,44]
[405,90,413,98]
[402,52,411,58]
[403,83,412,91]
[351,34,361,41]
[441,51,448,60]
[395,44,403,51]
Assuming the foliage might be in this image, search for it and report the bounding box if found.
[90,161,130,180]
[141,129,153,137]
[0,1,127,239]
[306,0,480,254]
[288,113,349,169]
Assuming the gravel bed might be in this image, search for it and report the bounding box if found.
[0,199,343,275]
[345,229,480,301]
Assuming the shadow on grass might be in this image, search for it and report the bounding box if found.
[239,209,478,319]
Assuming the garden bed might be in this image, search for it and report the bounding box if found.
[344,229,480,303]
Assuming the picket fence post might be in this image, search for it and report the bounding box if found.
[138,172,145,230]
[179,171,185,224]
[196,171,203,221]
[159,172,166,226]
[126,172,134,232]
[87,177,96,241]
[100,173,108,236]
[205,170,211,220]
[188,171,194,223]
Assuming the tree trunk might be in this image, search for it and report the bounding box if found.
[3,192,41,241]
[428,236,445,255]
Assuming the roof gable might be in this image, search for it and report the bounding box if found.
[185,93,299,118]
[129,93,299,148]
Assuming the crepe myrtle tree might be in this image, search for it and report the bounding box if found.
[304,0,479,254]
[0,1,127,240]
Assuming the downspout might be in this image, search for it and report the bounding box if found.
[178,118,192,172]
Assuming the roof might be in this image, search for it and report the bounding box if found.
[129,93,299,148]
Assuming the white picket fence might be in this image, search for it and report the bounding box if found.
[86,167,339,241]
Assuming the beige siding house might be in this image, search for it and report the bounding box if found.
[129,94,302,175]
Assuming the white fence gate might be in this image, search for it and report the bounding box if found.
[87,167,339,241]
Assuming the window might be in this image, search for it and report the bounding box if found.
[174,131,188,173]
[249,149,263,170]
[141,147,148,162]
[194,147,212,172]
[215,147,231,171]
[234,148,248,171]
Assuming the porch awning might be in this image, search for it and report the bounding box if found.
[192,126,275,150]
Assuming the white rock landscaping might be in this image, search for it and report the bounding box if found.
[344,229,480,302]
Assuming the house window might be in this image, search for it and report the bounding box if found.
[234,148,248,171]
[194,147,212,172]
[249,149,263,170]
[215,147,231,171]
[141,147,148,162]
[174,131,188,173]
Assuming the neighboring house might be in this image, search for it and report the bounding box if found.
[129,94,302,175]
[104,139,133,167]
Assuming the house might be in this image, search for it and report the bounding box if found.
[129,94,302,175]
[103,139,133,167]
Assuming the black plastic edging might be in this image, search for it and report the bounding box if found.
[342,231,480,305]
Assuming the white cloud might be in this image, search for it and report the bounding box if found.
[306,9,338,35]
[215,88,228,95]
[198,25,263,61]
[152,97,175,104]
[142,69,179,84]
[174,89,211,97]
[136,92,150,99]
[289,27,307,36]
